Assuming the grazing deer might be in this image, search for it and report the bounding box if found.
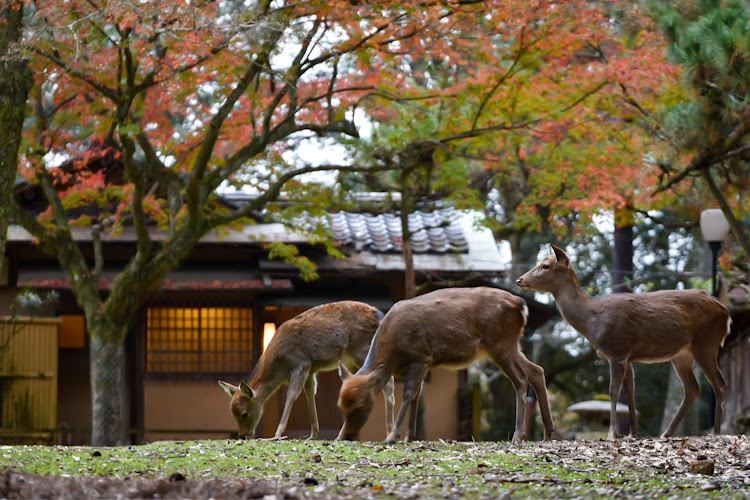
[219,301,395,439]
[516,244,730,439]
[336,287,556,443]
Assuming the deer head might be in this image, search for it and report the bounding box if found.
[219,380,263,438]
[516,244,573,293]
[336,363,386,441]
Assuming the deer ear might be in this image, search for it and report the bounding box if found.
[551,244,570,267]
[368,365,386,389]
[218,380,238,397]
[338,361,352,381]
[238,382,255,400]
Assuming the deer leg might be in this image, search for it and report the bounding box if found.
[385,363,428,444]
[276,366,309,439]
[520,357,556,440]
[490,352,528,442]
[662,352,700,438]
[303,372,320,440]
[623,362,638,437]
[607,359,627,440]
[692,348,727,435]
[405,382,424,443]
[382,376,396,435]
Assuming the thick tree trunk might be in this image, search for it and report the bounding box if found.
[0,2,33,276]
[89,334,128,446]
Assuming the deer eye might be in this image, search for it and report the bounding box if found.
[241,412,249,419]
[542,264,550,270]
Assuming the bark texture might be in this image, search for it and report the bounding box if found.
[0,2,32,276]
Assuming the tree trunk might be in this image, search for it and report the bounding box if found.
[0,2,32,277]
[612,207,634,435]
[400,209,416,300]
[612,208,634,293]
[89,333,128,446]
[509,233,525,285]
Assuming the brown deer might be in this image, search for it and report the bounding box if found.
[516,244,730,439]
[336,287,556,443]
[219,301,395,439]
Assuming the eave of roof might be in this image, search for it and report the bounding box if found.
[7,223,309,245]
[7,210,505,274]
[16,269,293,292]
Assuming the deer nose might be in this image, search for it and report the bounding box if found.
[516,278,522,285]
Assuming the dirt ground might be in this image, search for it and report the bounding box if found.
[0,469,301,499]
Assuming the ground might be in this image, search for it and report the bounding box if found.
[1,435,749,499]
[1,470,291,499]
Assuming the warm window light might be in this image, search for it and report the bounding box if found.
[263,322,276,352]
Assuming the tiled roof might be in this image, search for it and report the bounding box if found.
[327,209,469,254]
[218,193,471,255]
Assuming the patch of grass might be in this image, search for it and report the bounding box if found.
[0,439,745,498]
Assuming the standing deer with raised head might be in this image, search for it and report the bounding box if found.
[516,244,730,439]
[336,287,556,443]
[219,301,395,439]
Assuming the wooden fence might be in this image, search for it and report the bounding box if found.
[0,317,61,444]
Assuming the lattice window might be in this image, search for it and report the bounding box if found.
[146,306,253,375]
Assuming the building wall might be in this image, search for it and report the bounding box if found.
[719,310,750,434]
[143,368,461,442]
[57,347,91,445]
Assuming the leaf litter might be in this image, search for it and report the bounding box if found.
[0,435,748,498]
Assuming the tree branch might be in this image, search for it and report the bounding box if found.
[206,164,397,228]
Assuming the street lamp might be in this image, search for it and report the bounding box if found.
[700,208,730,297]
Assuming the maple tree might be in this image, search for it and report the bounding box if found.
[9,0,447,445]
[340,2,684,281]
[473,7,683,268]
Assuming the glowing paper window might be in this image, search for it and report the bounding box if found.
[146,306,253,375]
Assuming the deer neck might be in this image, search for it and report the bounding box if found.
[246,357,286,402]
[360,352,394,393]
[551,270,597,341]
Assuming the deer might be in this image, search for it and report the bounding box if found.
[516,244,730,440]
[219,301,395,440]
[336,287,556,443]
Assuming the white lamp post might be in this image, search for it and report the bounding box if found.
[700,208,730,297]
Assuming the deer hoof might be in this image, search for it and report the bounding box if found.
[548,430,565,441]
